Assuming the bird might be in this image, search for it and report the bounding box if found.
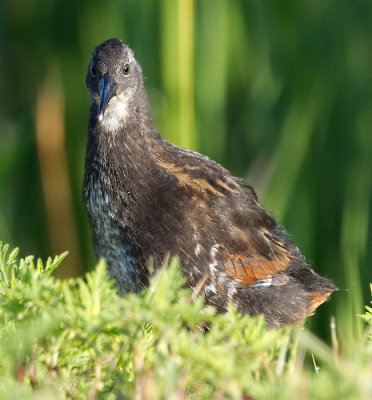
[83,38,337,328]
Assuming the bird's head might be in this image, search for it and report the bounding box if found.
[86,38,144,131]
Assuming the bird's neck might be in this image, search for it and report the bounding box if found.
[86,89,163,195]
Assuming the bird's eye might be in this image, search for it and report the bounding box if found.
[123,63,130,75]
[90,64,97,77]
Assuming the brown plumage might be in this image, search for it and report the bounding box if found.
[83,39,337,328]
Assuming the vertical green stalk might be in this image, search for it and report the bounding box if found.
[337,111,371,352]
[160,2,178,144]
[161,1,195,149]
[178,0,195,150]
[196,0,228,159]
[261,90,322,218]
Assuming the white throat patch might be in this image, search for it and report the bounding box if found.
[100,92,131,132]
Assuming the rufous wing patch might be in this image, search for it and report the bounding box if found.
[222,232,294,285]
[223,250,291,285]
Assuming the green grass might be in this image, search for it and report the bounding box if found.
[0,242,371,399]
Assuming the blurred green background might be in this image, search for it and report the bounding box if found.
[0,0,371,341]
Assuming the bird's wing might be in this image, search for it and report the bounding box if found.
[216,222,335,316]
[153,143,300,286]
[217,228,296,286]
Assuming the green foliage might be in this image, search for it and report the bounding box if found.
[362,284,372,342]
[0,243,372,399]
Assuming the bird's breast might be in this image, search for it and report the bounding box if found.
[83,168,147,294]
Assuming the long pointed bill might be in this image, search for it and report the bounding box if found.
[97,73,117,121]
